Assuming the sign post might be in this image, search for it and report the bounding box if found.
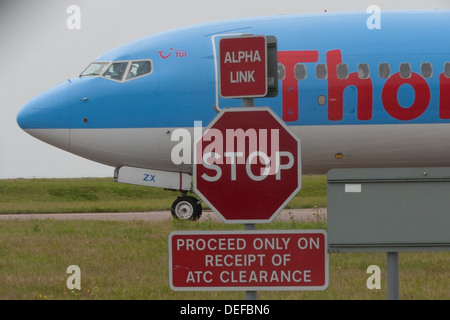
[169,34,326,299]
[217,34,282,298]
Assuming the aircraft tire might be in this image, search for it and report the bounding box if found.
[171,196,202,221]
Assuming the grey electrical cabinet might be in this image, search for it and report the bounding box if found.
[327,168,450,252]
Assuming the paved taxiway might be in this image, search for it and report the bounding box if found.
[0,208,326,222]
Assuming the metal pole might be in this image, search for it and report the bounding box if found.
[243,98,255,108]
[243,97,257,300]
[387,252,399,300]
[245,223,257,300]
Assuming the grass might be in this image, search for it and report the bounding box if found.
[0,175,327,214]
[0,177,177,214]
[0,218,448,300]
[0,176,448,300]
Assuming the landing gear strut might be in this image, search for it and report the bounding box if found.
[171,192,202,221]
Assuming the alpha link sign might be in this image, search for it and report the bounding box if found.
[169,230,328,291]
[219,35,268,98]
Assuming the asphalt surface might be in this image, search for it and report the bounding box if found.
[0,208,327,222]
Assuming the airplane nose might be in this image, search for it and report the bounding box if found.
[17,81,71,151]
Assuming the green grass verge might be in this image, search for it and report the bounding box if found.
[1,177,447,300]
[0,176,327,214]
[0,219,448,300]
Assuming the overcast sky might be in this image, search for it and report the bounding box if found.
[1,0,449,179]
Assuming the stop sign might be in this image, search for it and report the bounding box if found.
[194,107,301,223]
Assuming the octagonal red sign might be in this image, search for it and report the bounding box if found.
[193,107,301,223]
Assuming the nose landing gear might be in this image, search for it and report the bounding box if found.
[171,193,202,221]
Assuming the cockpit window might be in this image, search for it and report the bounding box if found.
[102,62,129,81]
[80,62,109,77]
[126,60,152,80]
[80,60,153,82]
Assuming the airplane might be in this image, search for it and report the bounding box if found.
[17,10,450,220]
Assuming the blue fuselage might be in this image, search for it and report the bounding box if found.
[17,10,450,174]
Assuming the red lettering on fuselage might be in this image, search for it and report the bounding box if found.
[278,49,450,122]
[382,72,430,121]
[439,74,450,119]
[278,51,318,122]
[327,50,373,121]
